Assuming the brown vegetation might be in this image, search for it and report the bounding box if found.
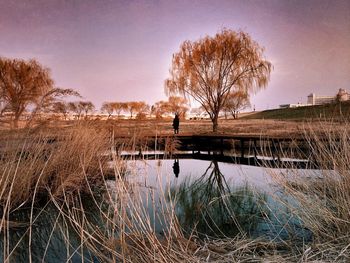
[0,57,79,128]
[165,29,272,132]
[0,124,110,208]
[0,119,348,262]
[222,90,251,119]
[266,124,350,262]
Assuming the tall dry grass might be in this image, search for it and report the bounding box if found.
[0,123,111,208]
[1,120,349,262]
[0,123,284,262]
[267,122,350,262]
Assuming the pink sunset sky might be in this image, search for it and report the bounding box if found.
[0,0,349,110]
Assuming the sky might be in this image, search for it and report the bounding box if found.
[0,0,349,110]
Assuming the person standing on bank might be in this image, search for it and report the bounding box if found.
[172,113,179,134]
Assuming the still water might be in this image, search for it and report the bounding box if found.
[0,198,102,262]
[110,158,316,241]
[1,158,320,262]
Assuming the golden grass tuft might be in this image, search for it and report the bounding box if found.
[0,123,112,209]
[267,122,350,261]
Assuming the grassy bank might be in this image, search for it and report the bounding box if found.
[242,101,350,121]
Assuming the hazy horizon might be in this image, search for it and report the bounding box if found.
[1,0,349,111]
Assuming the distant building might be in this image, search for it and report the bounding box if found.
[280,88,349,109]
[307,89,349,105]
[307,93,334,105]
[187,108,209,120]
[279,103,308,109]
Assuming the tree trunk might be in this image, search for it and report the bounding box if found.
[13,107,24,128]
[13,114,20,128]
[212,115,219,133]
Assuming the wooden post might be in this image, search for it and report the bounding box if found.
[277,140,281,162]
[253,139,258,158]
[240,139,245,158]
[271,139,281,162]
[220,138,224,156]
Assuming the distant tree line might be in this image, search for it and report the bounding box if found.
[51,101,95,120]
[0,54,190,126]
[100,96,189,120]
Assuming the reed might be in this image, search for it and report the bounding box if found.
[0,120,349,262]
[0,123,112,208]
[266,122,350,262]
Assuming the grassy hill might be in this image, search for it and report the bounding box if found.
[242,102,350,121]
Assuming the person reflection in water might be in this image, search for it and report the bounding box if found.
[172,159,180,178]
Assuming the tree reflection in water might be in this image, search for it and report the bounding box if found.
[169,160,269,238]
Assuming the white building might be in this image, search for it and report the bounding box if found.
[307,89,349,105]
[187,108,209,120]
[279,103,308,109]
[307,93,335,105]
[280,89,349,109]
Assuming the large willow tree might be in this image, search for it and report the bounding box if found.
[0,57,78,127]
[165,29,272,132]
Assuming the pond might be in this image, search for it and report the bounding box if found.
[0,198,103,262]
[1,157,324,262]
[107,158,317,241]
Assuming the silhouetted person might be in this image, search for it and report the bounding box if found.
[172,159,180,178]
[172,114,180,134]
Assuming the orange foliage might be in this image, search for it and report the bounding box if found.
[165,29,272,132]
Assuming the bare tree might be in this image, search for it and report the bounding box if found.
[134,101,150,119]
[113,102,128,118]
[101,102,128,119]
[68,102,84,120]
[222,91,251,119]
[125,102,136,119]
[51,101,70,120]
[79,101,95,119]
[0,57,79,127]
[152,101,170,119]
[101,102,115,118]
[125,101,149,119]
[28,88,80,126]
[168,96,189,118]
[151,97,188,119]
[0,57,53,127]
[165,29,272,132]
